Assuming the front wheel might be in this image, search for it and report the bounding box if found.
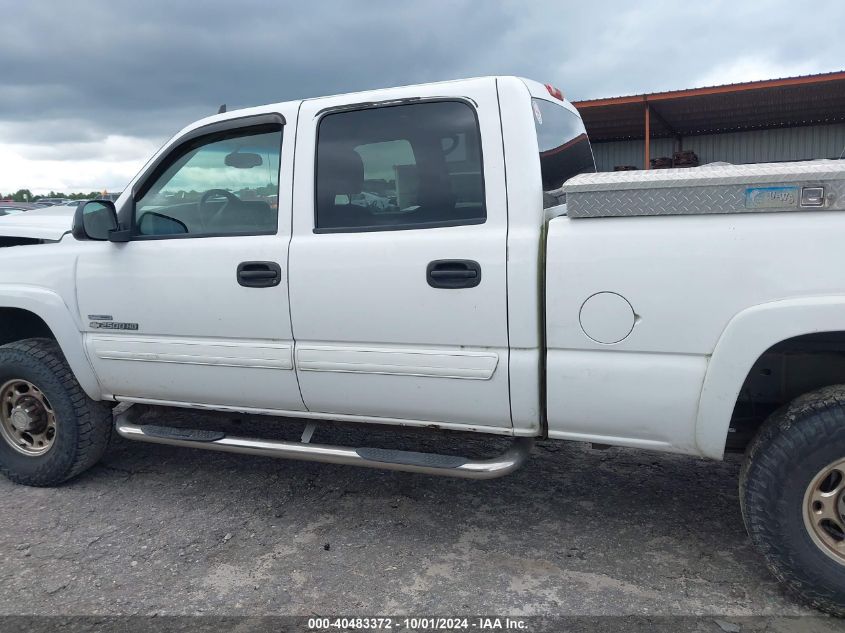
[0,338,112,486]
[741,385,845,615]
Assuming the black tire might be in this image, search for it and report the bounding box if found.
[740,385,845,616]
[0,338,112,486]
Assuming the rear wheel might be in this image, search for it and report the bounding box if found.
[804,457,845,565]
[0,338,112,486]
[741,385,845,615]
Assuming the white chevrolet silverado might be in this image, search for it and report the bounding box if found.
[1,76,845,613]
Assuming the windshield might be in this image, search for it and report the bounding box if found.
[532,98,595,204]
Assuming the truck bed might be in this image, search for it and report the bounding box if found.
[545,159,845,458]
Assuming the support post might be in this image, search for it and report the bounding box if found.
[644,102,651,170]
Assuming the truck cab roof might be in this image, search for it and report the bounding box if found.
[180,76,578,139]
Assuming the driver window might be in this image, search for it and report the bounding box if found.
[135,125,282,237]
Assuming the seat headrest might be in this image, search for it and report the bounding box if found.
[318,148,364,196]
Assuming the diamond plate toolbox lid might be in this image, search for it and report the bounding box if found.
[562,160,845,218]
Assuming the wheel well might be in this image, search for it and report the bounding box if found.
[727,331,845,452]
[0,308,54,347]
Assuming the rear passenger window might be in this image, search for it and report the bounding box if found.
[315,101,486,232]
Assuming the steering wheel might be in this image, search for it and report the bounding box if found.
[200,189,239,230]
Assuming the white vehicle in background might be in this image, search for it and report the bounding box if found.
[0,202,40,216]
[0,76,844,614]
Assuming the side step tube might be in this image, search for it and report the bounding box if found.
[114,409,533,480]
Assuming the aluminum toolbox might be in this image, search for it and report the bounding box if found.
[562,160,845,218]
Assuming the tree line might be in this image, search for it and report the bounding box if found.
[2,189,105,202]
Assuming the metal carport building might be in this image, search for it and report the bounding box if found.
[572,71,845,171]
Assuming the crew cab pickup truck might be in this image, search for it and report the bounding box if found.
[2,77,845,614]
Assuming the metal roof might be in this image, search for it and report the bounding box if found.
[572,71,845,142]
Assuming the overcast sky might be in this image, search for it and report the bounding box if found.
[1,0,843,194]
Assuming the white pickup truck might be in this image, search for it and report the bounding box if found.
[1,76,845,614]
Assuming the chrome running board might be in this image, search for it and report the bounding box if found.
[114,408,533,480]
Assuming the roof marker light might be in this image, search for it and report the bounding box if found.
[545,84,564,101]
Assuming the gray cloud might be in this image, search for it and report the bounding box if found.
[0,0,843,188]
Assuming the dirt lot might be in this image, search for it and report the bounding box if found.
[0,408,842,630]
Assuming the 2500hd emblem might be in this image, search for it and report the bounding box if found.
[89,321,139,331]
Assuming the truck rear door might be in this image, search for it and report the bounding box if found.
[288,78,512,431]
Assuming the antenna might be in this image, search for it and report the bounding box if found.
[218,104,227,114]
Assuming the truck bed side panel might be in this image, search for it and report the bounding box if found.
[545,211,845,454]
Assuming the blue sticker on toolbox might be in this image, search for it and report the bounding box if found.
[745,186,799,209]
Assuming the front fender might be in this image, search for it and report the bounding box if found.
[696,295,845,459]
[0,284,102,400]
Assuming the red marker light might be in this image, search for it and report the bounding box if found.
[545,84,564,101]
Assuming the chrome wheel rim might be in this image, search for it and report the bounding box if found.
[803,457,845,565]
[0,379,57,456]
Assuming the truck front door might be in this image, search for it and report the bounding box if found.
[75,110,305,413]
[289,79,512,430]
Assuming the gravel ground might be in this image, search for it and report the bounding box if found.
[0,408,842,630]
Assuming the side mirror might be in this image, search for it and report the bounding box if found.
[72,200,119,241]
